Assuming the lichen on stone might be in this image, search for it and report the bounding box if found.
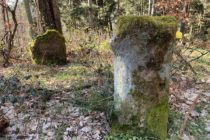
[29,29,66,65]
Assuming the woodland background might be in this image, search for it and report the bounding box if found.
[0,0,209,139]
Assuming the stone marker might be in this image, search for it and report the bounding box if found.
[111,16,177,140]
[30,29,66,65]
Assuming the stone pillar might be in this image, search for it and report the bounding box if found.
[111,16,177,140]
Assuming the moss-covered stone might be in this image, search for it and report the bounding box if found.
[111,16,176,140]
[146,99,169,140]
[116,16,177,39]
[30,29,66,65]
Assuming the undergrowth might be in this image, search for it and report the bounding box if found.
[0,29,209,139]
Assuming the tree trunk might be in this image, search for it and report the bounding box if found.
[151,0,155,15]
[148,0,151,15]
[23,0,36,38]
[36,0,62,33]
[111,16,177,140]
[88,0,93,26]
[117,0,120,16]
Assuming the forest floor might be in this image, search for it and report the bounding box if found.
[0,41,210,140]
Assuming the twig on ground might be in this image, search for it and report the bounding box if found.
[188,50,210,63]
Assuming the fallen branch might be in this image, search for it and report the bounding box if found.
[188,50,210,63]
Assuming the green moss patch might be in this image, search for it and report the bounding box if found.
[146,100,169,140]
[116,16,177,38]
[54,65,89,81]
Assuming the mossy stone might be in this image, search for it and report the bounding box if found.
[111,16,177,140]
[146,99,169,140]
[30,29,66,65]
[116,16,177,39]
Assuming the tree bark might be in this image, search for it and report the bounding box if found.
[36,0,62,33]
[148,0,151,15]
[88,0,93,26]
[151,0,155,15]
[23,0,36,38]
[117,0,120,16]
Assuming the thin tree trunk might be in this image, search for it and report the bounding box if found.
[23,0,36,38]
[88,0,93,26]
[117,0,120,16]
[148,0,151,15]
[151,0,155,15]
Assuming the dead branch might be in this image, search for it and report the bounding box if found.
[0,0,19,67]
[188,50,210,63]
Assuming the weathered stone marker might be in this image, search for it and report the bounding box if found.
[30,30,66,65]
[111,16,177,139]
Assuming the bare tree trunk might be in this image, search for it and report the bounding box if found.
[117,0,120,16]
[148,0,151,15]
[151,0,155,15]
[36,0,62,34]
[141,0,143,15]
[23,0,36,38]
[88,0,93,26]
